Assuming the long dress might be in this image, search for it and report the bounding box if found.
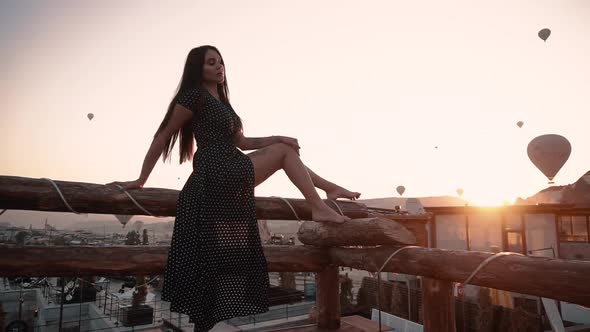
[161,87,270,332]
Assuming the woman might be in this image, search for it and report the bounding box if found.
[108,45,360,331]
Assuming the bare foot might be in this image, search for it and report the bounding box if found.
[311,201,351,224]
[325,186,361,201]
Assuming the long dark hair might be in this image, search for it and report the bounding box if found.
[156,45,242,164]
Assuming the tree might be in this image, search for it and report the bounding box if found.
[476,287,493,332]
[339,273,354,308]
[0,301,6,329]
[132,274,147,307]
[53,236,66,246]
[142,229,149,245]
[279,272,296,289]
[15,231,28,246]
[125,231,141,245]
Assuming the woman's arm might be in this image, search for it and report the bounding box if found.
[108,104,193,189]
[234,131,300,153]
[136,134,168,186]
[235,133,281,150]
[137,105,194,185]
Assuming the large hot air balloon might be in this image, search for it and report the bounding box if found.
[456,188,464,197]
[115,214,133,228]
[396,185,405,196]
[87,113,94,121]
[538,28,551,42]
[134,220,144,233]
[516,121,524,128]
[527,134,571,184]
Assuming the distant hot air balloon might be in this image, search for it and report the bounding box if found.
[516,121,524,128]
[538,28,551,42]
[527,134,571,184]
[396,185,406,196]
[115,214,133,228]
[456,188,464,197]
[87,113,94,121]
[134,220,144,233]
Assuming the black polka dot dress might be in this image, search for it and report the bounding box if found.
[161,87,270,331]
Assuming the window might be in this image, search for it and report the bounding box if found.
[558,216,589,242]
[507,232,523,253]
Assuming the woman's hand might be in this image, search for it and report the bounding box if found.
[278,136,300,155]
[106,179,144,190]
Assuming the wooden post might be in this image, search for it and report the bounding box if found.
[316,264,340,329]
[501,213,508,251]
[465,214,471,251]
[431,215,437,248]
[555,214,562,258]
[422,278,455,332]
[521,213,528,255]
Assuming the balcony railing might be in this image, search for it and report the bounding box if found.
[2,175,590,332]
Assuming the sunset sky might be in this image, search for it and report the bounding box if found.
[1,0,589,206]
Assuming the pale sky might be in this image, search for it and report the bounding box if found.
[1,0,589,206]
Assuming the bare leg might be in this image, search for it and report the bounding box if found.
[247,143,350,223]
[305,167,361,200]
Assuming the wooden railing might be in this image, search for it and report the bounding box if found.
[2,175,590,331]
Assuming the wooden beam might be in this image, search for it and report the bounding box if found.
[422,278,456,332]
[297,217,416,247]
[0,245,330,277]
[329,246,590,307]
[315,264,340,329]
[370,213,430,247]
[0,175,369,220]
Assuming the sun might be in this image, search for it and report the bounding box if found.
[464,192,512,207]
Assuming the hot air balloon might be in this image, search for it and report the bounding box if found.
[456,188,464,197]
[527,134,571,184]
[115,214,133,228]
[87,113,94,121]
[516,121,524,128]
[538,28,551,42]
[396,185,405,196]
[134,220,144,233]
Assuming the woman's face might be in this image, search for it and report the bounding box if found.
[202,49,225,84]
